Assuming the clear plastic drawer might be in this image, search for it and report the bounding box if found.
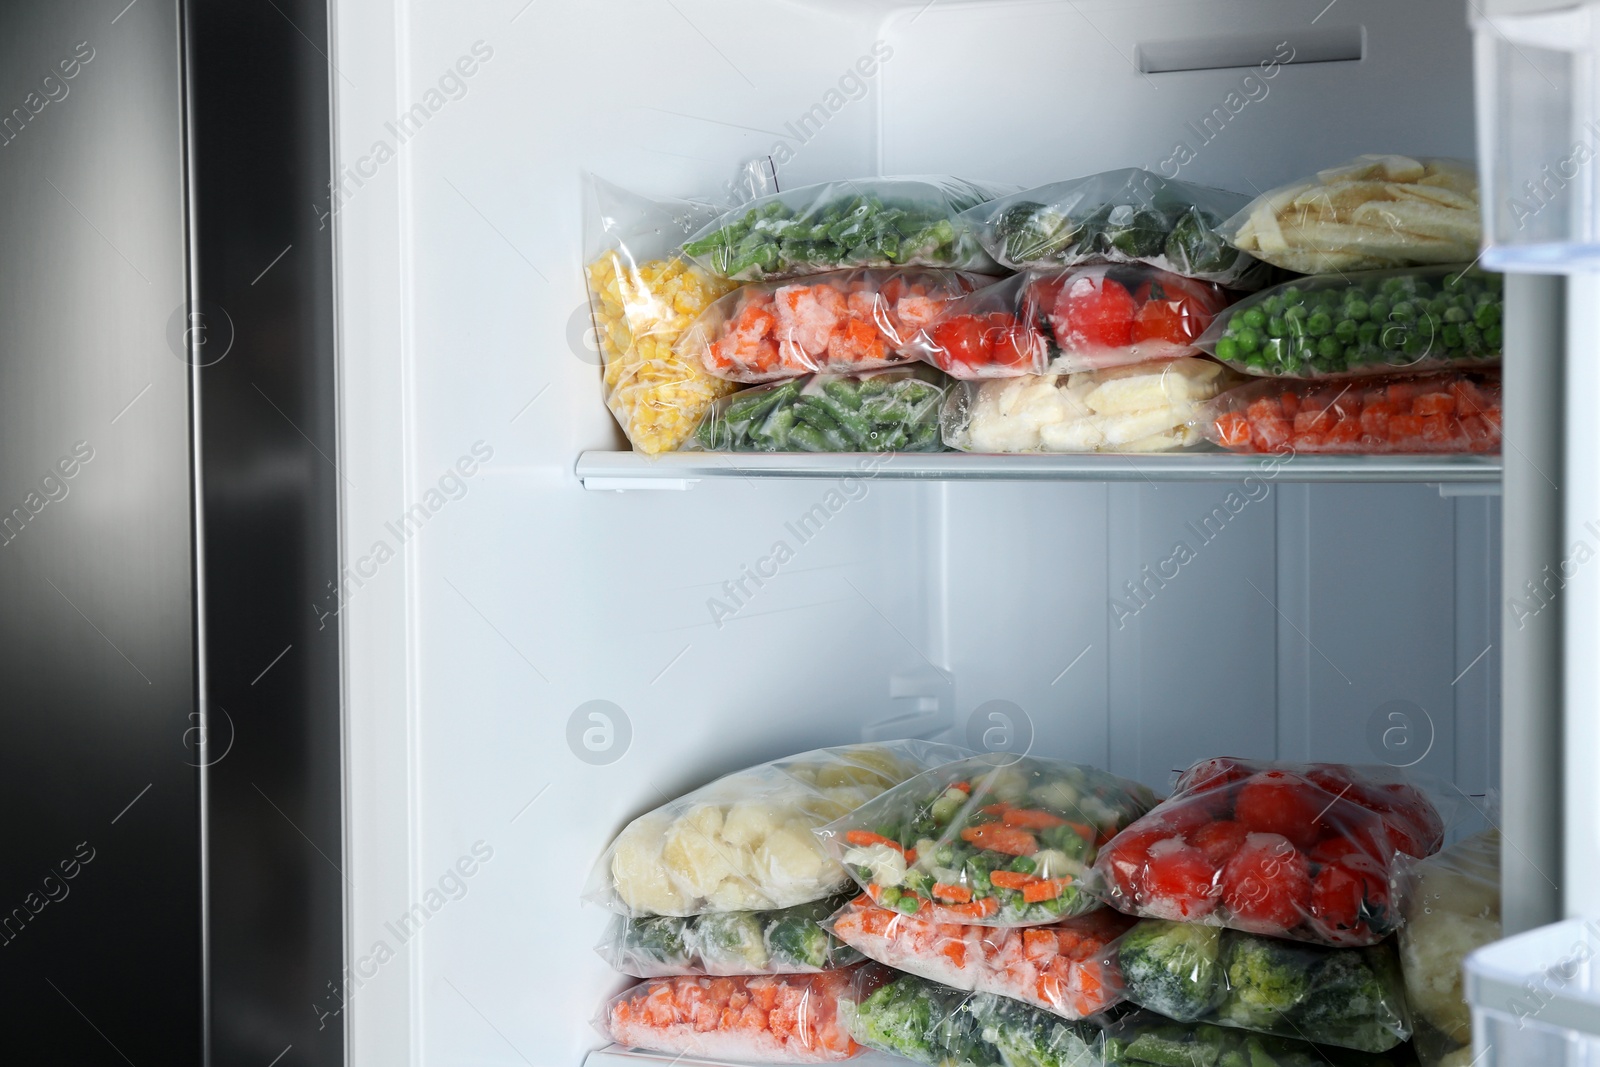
[1465,918,1600,1064]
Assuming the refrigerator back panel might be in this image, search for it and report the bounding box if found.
[330,1,1495,1063]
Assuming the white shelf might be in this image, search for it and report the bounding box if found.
[577,450,1504,492]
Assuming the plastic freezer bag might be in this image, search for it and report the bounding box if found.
[589,741,966,917]
[689,368,951,453]
[818,754,1158,927]
[828,893,1131,1019]
[1031,266,1232,373]
[680,268,990,383]
[840,969,1102,1067]
[1101,1010,1418,1067]
[599,969,865,1063]
[1203,370,1501,455]
[1112,919,1411,1052]
[682,176,1010,281]
[598,895,864,977]
[1398,828,1500,1067]
[582,175,741,454]
[941,359,1234,455]
[1092,758,1448,947]
[1222,155,1480,274]
[905,274,1049,380]
[964,168,1269,287]
[1199,267,1502,379]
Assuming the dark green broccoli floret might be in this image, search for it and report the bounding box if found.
[765,899,848,969]
[1287,944,1409,1053]
[1118,920,1227,1022]
[848,974,998,1067]
[1215,935,1312,1030]
[694,912,768,970]
[966,992,1100,1067]
[624,916,690,966]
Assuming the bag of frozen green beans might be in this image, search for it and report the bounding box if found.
[687,367,952,453]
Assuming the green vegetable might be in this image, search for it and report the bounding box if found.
[624,916,690,966]
[1101,1012,1409,1067]
[1165,209,1239,276]
[1118,920,1228,1022]
[996,202,1080,264]
[765,899,845,970]
[1287,945,1410,1053]
[846,973,1000,1067]
[694,369,951,453]
[696,912,769,971]
[1216,935,1312,1031]
[966,991,1101,1067]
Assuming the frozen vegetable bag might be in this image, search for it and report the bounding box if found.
[599,969,868,1063]
[1203,370,1501,455]
[963,168,1269,287]
[818,754,1158,926]
[588,741,967,917]
[839,968,1103,1067]
[1110,919,1412,1052]
[1092,758,1449,947]
[1221,154,1480,274]
[1398,828,1500,1067]
[1029,265,1232,373]
[689,368,952,453]
[941,359,1235,455]
[1199,267,1502,379]
[1100,1009,1417,1067]
[680,267,990,382]
[681,176,1012,281]
[828,893,1131,1019]
[598,895,864,977]
[582,175,739,453]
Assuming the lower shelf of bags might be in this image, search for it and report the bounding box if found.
[575,450,1503,493]
[585,1046,912,1067]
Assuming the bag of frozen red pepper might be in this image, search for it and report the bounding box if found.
[816,754,1158,927]
[899,273,1049,380]
[1091,758,1451,948]
[827,893,1131,1020]
[1027,265,1232,374]
[679,267,993,384]
[1201,370,1501,455]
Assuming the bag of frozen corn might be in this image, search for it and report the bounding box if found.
[582,174,740,454]
[587,741,968,918]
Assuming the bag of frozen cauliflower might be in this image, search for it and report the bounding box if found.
[587,741,968,917]
[583,175,741,454]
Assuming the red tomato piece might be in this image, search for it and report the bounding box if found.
[1221,833,1312,935]
[1178,757,1253,797]
[1188,820,1250,868]
[1139,838,1221,920]
[930,315,988,368]
[1099,827,1167,901]
[1233,771,1327,848]
[1054,273,1137,350]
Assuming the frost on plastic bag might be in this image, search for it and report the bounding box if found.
[904,274,1049,380]
[599,968,867,1063]
[598,895,864,977]
[1199,267,1502,379]
[1092,758,1453,947]
[582,175,740,454]
[680,268,990,383]
[689,368,951,453]
[1222,155,1480,274]
[1111,919,1412,1052]
[839,968,1102,1067]
[818,754,1158,927]
[1030,266,1232,373]
[1202,370,1502,456]
[681,176,1011,281]
[1399,828,1500,1067]
[828,893,1131,1019]
[964,169,1269,287]
[588,741,967,918]
[1100,1009,1416,1067]
[941,359,1234,455]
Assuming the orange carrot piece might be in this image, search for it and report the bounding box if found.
[943,897,999,919]
[932,882,973,904]
[989,870,1042,890]
[1022,877,1072,903]
[1002,808,1067,830]
[845,829,905,853]
[960,824,1038,856]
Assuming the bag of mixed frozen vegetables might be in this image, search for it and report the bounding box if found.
[1202,370,1501,455]
[589,741,966,918]
[1398,828,1500,1067]
[599,894,863,977]
[682,177,1011,281]
[828,893,1131,1019]
[1111,919,1412,1052]
[681,267,990,382]
[1221,155,1480,274]
[840,968,1103,1067]
[964,169,1268,287]
[689,368,951,453]
[1199,267,1502,379]
[600,968,870,1063]
[818,754,1158,927]
[1093,758,1448,947]
[582,175,742,454]
[1101,1010,1418,1067]
[941,359,1235,455]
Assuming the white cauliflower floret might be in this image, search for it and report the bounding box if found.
[661,805,741,898]
[721,799,785,849]
[842,843,906,887]
[611,812,691,915]
[753,821,835,899]
[705,871,773,911]
[1401,909,1498,1040]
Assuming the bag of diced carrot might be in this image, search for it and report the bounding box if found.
[1202,370,1501,455]
[828,894,1131,1019]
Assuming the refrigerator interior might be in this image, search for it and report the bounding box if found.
[331,0,1502,1063]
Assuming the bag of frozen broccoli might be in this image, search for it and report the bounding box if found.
[597,895,863,977]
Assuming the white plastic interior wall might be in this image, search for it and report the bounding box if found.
[331,1,1501,1063]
